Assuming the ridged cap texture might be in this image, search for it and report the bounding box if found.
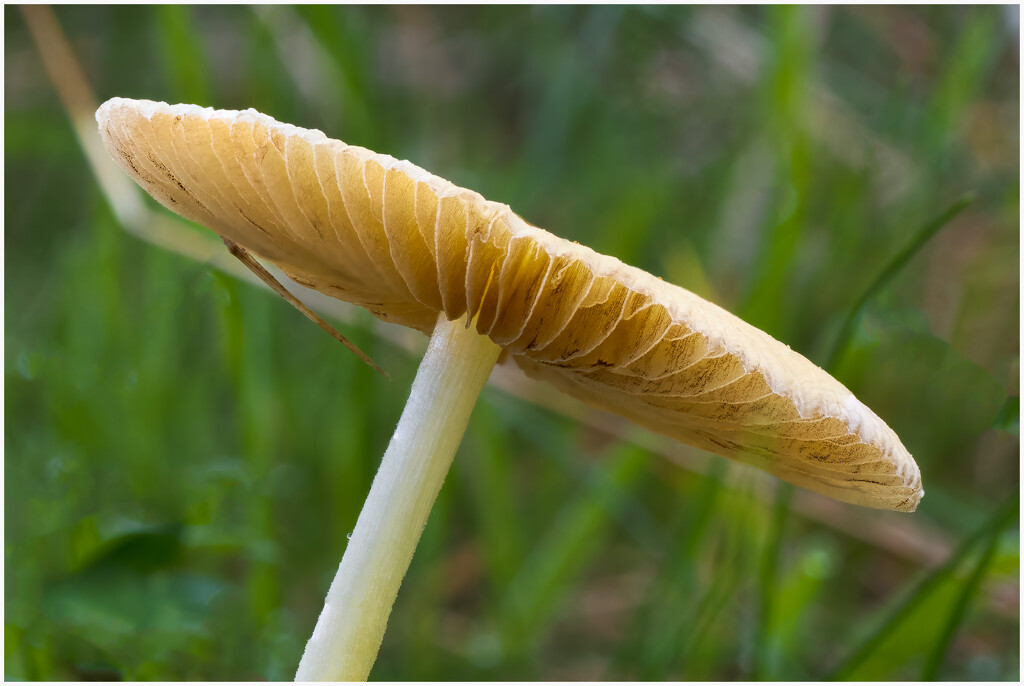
[97,98,924,512]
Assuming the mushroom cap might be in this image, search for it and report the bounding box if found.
[96,98,923,512]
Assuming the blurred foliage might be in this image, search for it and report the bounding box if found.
[5,5,1019,681]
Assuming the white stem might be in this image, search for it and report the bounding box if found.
[295,313,501,681]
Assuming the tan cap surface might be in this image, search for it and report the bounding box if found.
[97,98,923,512]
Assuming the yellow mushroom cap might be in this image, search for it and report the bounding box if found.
[96,97,924,512]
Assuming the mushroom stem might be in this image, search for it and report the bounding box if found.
[295,312,501,681]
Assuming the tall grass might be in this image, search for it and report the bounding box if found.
[5,5,1019,680]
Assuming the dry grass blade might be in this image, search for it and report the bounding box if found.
[20,5,146,226]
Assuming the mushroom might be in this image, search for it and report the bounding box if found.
[95,98,923,681]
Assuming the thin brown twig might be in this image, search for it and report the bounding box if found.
[221,237,388,377]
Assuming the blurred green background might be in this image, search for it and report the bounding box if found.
[5,5,1019,681]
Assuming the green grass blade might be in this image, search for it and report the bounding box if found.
[926,9,1004,153]
[740,5,813,337]
[831,489,1019,680]
[751,481,794,680]
[499,444,648,656]
[459,398,526,590]
[827,193,975,369]
[674,564,743,676]
[671,479,760,678]
[611,460,725,679]
[920,492,1019,679]
[291,5,375,145]
[154,5,211,104]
